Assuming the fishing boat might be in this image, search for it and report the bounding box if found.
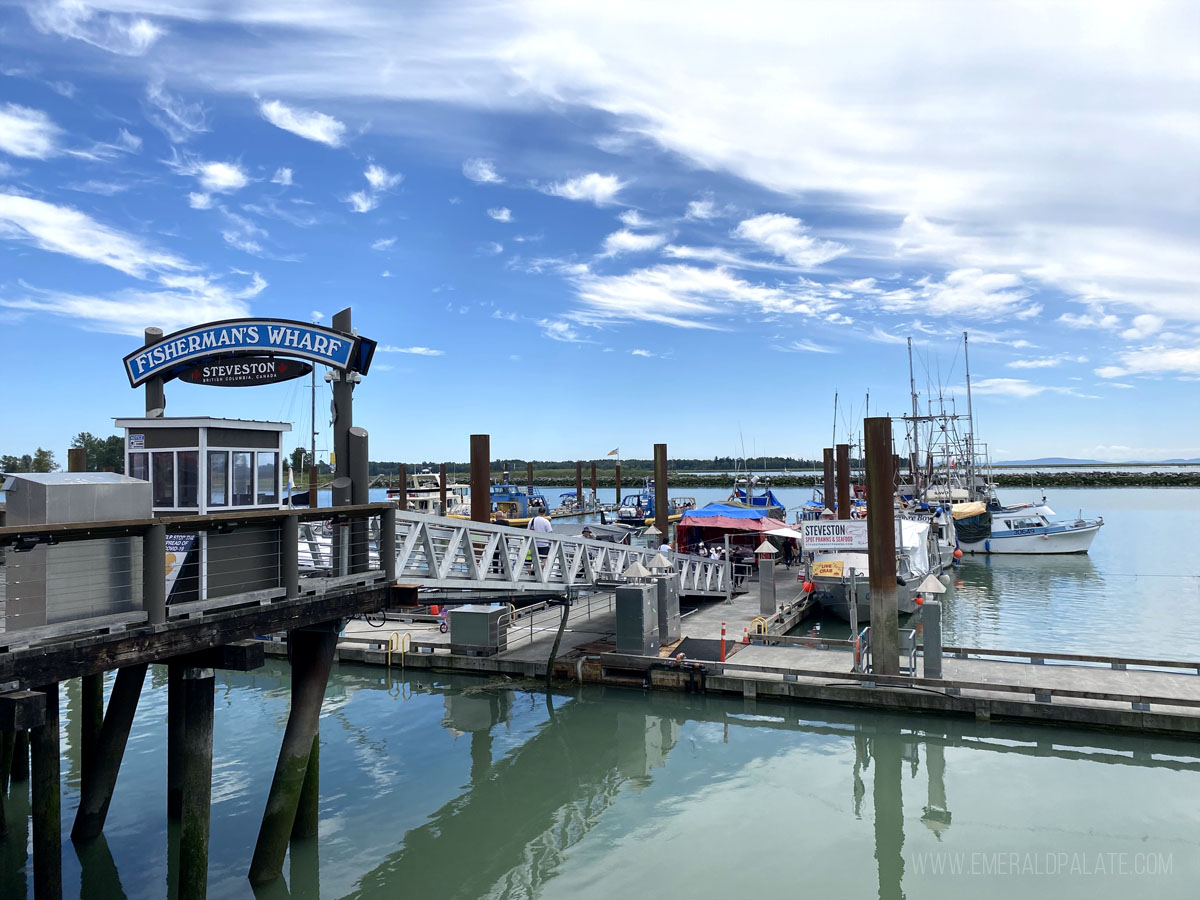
[807,518,946,623]
[385,467,468,515]
[901,333,1103,555]
[727,473,786,518]
[615,477,689,526]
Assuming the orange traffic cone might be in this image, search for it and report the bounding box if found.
[742,627,750,644]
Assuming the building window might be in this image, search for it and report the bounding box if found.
[257,452,279,504]
[152,452,175,508]
[177,451,199,508]
[231,451,253,506]
[129,452,149,482]
[208,451,228,507]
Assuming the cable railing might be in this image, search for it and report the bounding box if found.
[0,502,395,649]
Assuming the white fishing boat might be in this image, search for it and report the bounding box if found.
[386,467,468,515]
[954,500,1102,555]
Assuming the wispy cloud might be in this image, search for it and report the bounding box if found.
[602,229,666,256]
[1096,343,1200,380]
[364,164,402,191]
[270,167,293,186]
[29,1,163,56]
[346,191,376,213]
[168,155,249,193]
[144,81,207,143]
[378,345,445,356]
[371,237,396,251]
[776,339,836,354]
[630,348,655,357]
[1121,314,1164,341]
[487,206,513,222]
[0,104,61,159]
[537,319,588,342]
[259,100,346,146]
[733,213,846,268]
[478,241,503,256]
[543,173,626,206]
[188,192,213,209]
[685,196,719,220]
[1006,354,1087,369]
[620,210,651,228]
[463,158,503,184]
[0,192,192,278]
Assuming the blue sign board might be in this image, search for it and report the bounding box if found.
[123,318,377,387]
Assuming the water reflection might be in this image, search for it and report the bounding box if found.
[4,667,1198,900]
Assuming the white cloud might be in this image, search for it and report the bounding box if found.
[364,163,402,191]
[259,100,346,146]
[568,263,837,329]
[0,104,61,159]
[630,348,655,357]
[487,207,513,222]
[873,268,1036,320]
[463,158,503,183]
[619,210,650,228]
[602,229,666,256]
[0,192,192,278]
[381,269,392,277]
[0,272,263,336]
[1059,308,1120,330]
[537,319,587,342]
[345,190,377,213]
[29,1,163,55]
[685,197,718,220]
[270,167,293,186]
[478,241,504,256]
[169,156,250,193]
[777,339,836,354]
[371,237,396,251]
[144,81,207,143]
[1006,354,1087,369]
[543,173,626,206]
[970,378,1047,399]
[1121,313,1164,341]
[188,192,212,210]
[1096,343,1200,379]
[661,244,800,272]
[733,213,846,268]
[378,345,445,356]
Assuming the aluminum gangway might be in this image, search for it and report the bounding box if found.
[393,511,729,597]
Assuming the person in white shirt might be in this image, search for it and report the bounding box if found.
[659,542,671,553]
[709,546,720,560]
[528,510,553,560]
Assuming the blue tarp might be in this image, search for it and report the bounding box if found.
[682,503,774,520]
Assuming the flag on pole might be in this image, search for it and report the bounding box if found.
[607,448,619,456]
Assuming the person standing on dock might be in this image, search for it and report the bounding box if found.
[529,508,553,561]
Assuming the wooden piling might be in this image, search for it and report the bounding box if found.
[836,443,851,520]
[249,625,339,885]
[31,684,60,900]
[80,674,104,797]
[823,448,835,512]
[590,461,597,503]
[614,463,621,507]
[526,462,534,500]
[67,447,88,474]
[865,417,899,676]
[653,444,668,537]
[10,731,29,783]
[0,732,12,839]
[439,463,448,515]
[575,461,583,508]
[396,464,408,511]
[167,663,183,820]
[470,435,490,524]
[292,735,320,840]
[179,667,215,900]
[72,663,149,841]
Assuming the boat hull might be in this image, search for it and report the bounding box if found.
[815,579,919,623]
[960,523,1101,555]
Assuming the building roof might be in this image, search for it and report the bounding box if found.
[113,417,291,431]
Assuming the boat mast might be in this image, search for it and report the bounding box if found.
[963,331,975,495]
[309,364,317,470]
[907,337,919,492]
[831,391,838,450]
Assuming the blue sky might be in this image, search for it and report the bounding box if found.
[1,1,1198,464]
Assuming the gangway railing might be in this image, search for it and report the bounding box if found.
[393,511,727,595]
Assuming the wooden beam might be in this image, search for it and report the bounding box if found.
[170,640,266,672]
[1,586,389,691]
[0,690,47,731]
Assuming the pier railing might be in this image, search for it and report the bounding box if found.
[0,502,395,650]
[392,510,727,595]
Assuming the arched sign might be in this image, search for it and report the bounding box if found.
[123,318,377,387]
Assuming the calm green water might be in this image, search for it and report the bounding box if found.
[3,487,1198,898]
[2,663,1197,899]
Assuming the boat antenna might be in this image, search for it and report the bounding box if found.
[964,331,975,494]
[907,337,919,491]
[831,391,838,450]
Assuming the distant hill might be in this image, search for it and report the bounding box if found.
[997,457,1200,466]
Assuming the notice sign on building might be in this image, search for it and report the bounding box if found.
[178,356,312,387]
[802,520,868,549]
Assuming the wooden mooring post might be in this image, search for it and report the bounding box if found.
[823,448,835,513]
[653,444,668,537]
[179,667,215,900]
[836,443,851,520]
[249,623,339,885]
[470,435,490,524]
[865,417,899,676]
[31,683,61,900]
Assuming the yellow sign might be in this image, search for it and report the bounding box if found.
[812,560,845,578]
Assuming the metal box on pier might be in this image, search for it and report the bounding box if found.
[1,473,151,630]
[615,583,658,656]
[656,576,680,645]
[448,604,509,656]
